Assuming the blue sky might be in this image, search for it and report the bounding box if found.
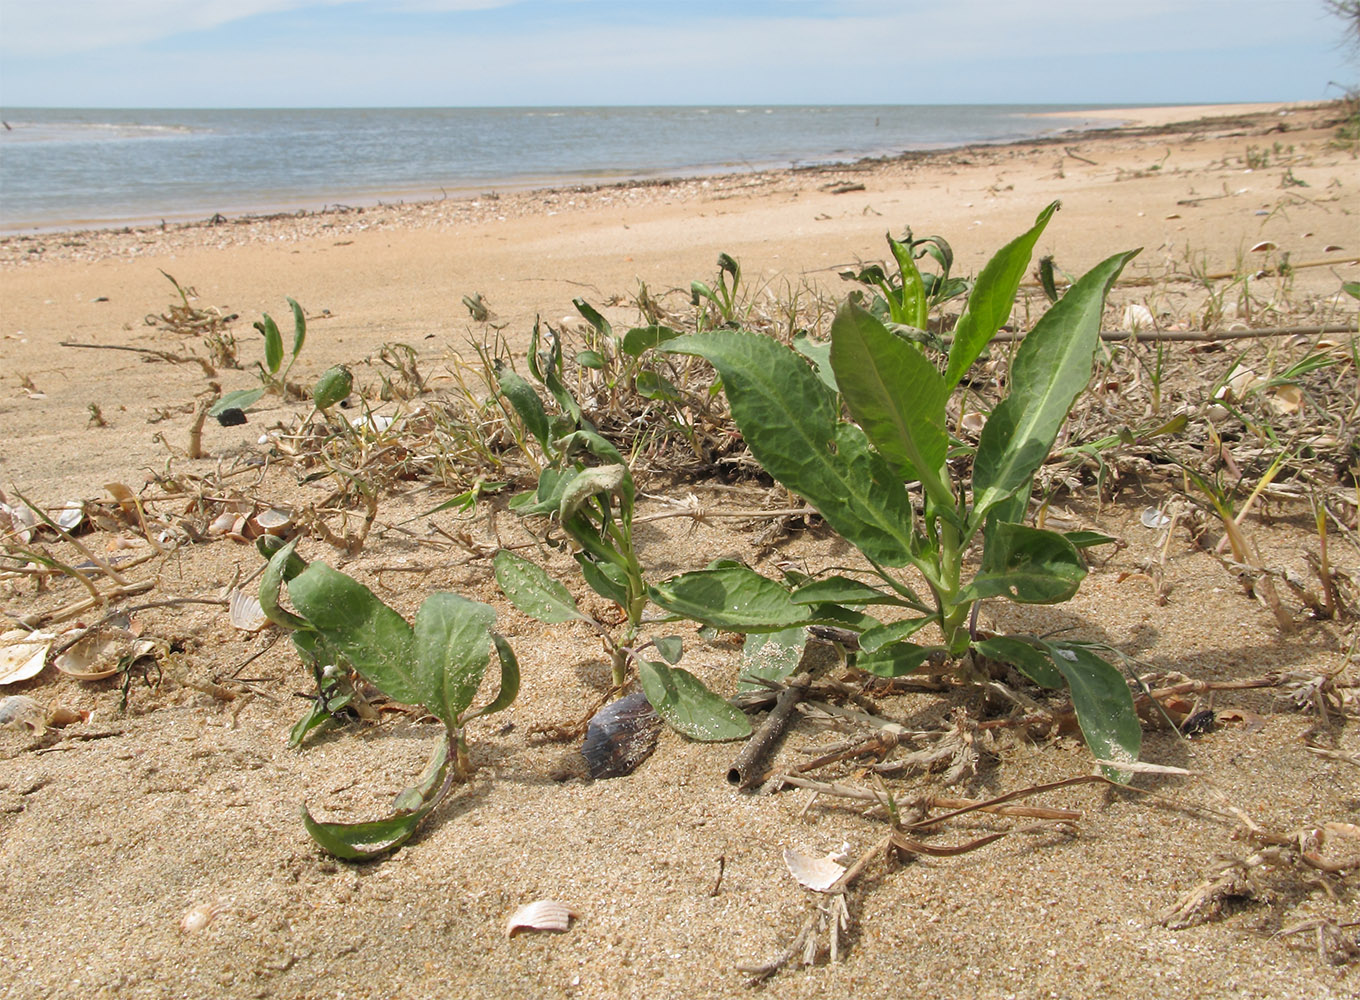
[0,0,1354,108]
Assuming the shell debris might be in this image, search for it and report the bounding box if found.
[505,900,578,938]
[783,847,847,893]
[180,900,229,934]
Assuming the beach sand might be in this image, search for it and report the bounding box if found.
[1,101,1358,999]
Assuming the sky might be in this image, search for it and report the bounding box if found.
[0,0,1355,108]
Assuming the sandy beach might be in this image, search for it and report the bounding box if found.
[1,101,1358,999]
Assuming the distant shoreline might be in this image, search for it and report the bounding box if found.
[0,99,1325,251]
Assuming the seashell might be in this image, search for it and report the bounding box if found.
[180,901,228,934]
[1249,241,1277,253]
[959,412,985,437]
[1215,364,1261,402]
[249,507,294,537]
[783,847,847,893]
[1205,403,1230,422]
[505,900,578,938]
[349,412,394,433]
[54,626,135,680]
[0,501,37,543]
[56,500,84,532]
[1121,303,1155,332]
[0,630,54,685]
[1324,244,1344,253]
[1268,384,1302,415]
[103,482,137,516]
[207,509,237,535]
[582,691,660,779]
[0,695,46,732]
[1140,507,1171,529]
[228,589,268,632]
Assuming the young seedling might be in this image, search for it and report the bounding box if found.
[259,538,518,858]
[658,202,1145,778]
[209,298,310,418]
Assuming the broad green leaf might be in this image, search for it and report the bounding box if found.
[289,697,342,748]
[1064,530,1118,549]
[573,297,613,342]
[208,387,266,417]
[413,593,496,729]
[312,365,352,410]
[856,641,940,677]
[653,635,683,664]
[559,464,628,520]
[829,300,951,507]
[973,635,1063,688]
[792,576,909,607]
[577,554,628,606]
[887,235,927,329]
[668,332,917,566]
[465,633,519,721]
[260,313,284,374]
[1042,641,1141,781]
[738,626,807,692]
[649,566,810,631]
[576,350,606,370]
[961,522,1087,605]
[791,331,837,393]
[620,325,683,357]
[971,248,1140,525]
[944,201,1059,390]
[634,370,681,401]
[495,368,552,450]
[493,550,585,624]
[287,297,307,358]
[287,563,420,706]
[259,538,310,630]
[857,615,934,653]
[302,740,451,859]
[637,660,751,741]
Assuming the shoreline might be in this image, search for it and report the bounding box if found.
[0,100,1320,245]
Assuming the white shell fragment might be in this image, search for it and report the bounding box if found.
[1121,303,1155,332]
[249,507,294,535]
[228,589,268,632]
[505,900,578,938]
[0,630,54,685]
[180,901,228,934]
[783,847,847,893]
[53,627,131,681]
[1140,507,1171,529]
[1249,240,1277,253]
[0,695,46,732]
[56,500,84,532]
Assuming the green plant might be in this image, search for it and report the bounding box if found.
[838,225,972,344]
[209,298,309,417]
[691,252,744,327]
[657,202,1144,777]
[258,538,518,858]
[490,319,750,742]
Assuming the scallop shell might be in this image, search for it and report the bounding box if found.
[249,507,294,536]
[959,412,985,437]
[505,900,578,938]
[783,847,847,893]
[54,627,135,681]
[0,630,54,685]
[0,501,37,543]
[1121,303,1155,332]
[56,500,84,532]
[208,509,238,535]
[1140,507,1171,529]
[1249,241,1277,253]
[228,589,268,632]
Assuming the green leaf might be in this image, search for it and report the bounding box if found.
[649,566,810,631]
[260,313,284,374]
[1042,641,1141,781]
[738,626,807,692]
[259,538,310,630]
[495,367,552,450]
[413,593,496,729]
[634,370,681,402]
[1064,530,1118,549]
[576,554,628,606]
[856,641,940,677]
[576,350,606,370]
[829,301,951,506]
[945,201,1059,390]
[961,522,1087,605]
[887,235,928,329]
[857,615,934,653]
[791,331,837,393]
[286,563,420,706]
[208,387,266,417]
[971,248,1140,526]
[653,635,684,664]
[302,740,451,859]
[573,297,613,342]
[466,633,519,721]
[559,464,629,521]
[791,576,909,607]
[667,332,917,566]
[973,635,1063,688]
[637,660,751,741]
[1341,281,1360,302]
[621,325,683,357]
[287,298,307,359]
[312,364,352,411]
[493,550,586,624]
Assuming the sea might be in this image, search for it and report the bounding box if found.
[0,105,1135,234]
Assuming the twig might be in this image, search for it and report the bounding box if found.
[729,669,814,788]
[983,322,1356,344]
[59,340,217,377]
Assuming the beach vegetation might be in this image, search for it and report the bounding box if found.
[209,297,312,418]
[257,537,518,858]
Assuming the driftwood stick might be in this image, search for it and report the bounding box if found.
[728,670,813,788]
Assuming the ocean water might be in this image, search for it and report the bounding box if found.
[0,105,1130,233]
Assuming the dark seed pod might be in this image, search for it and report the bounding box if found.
[215,408,247,426]
[582,691,661,779]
